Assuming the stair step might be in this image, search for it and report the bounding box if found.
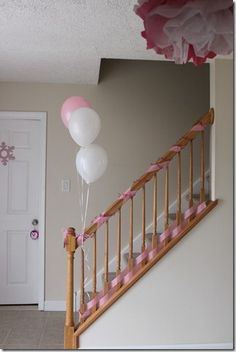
[146,233,162,242]
[123,252,140,263]
[84,291,98,303]
[102,272,116,282]
[169,213,177,221]
[186,193,210,201]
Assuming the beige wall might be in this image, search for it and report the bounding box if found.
[0,59,209,302]
[80,59,233,347]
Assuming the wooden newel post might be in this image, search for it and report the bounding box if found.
[64,227,77,349]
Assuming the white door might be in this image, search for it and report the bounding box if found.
[0,114,45,305]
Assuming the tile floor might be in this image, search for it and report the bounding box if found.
[0,306,65,350]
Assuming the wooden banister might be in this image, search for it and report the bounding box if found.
[104,221,109,292]
[92,232,97,299]
[141,185,146,252]
[79,108,214,238]
[177,151,182,225]
[152,174,157,248]
[164,166,169,232]
[128,198,134,269]
[116,209,121,275]
[200,130,205,202]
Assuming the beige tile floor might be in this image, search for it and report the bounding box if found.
[0,306,65,350]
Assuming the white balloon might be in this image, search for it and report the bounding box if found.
[68,107,101,147]
[76,144,108,184]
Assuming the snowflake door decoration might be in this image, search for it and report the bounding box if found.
[0,142,15,166]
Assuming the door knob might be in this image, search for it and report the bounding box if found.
[32,219,38,226]
[31,219,39,240]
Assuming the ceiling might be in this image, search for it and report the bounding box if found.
[0,0,165,85]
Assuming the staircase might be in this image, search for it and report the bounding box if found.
[64,108,218,349]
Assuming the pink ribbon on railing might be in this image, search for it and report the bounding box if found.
[119,188,136,202]
[93,212,110,226]
[76,233,90,246]
[63,229,68,248]
[170,145,183,153]
[191,123,205,132]
[147,162,162,172]
[79,201,207,321]
[147,158,170,173]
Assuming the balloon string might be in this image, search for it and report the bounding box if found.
[78,174,82,225]
[81,175,84,229]
[83,183,91,292]
[76,176,91,302]
[83,184,90,232]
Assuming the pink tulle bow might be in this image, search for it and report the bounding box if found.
[191,123,205,132]
[76,232,90,246]
[170,145,183,153]
[119,188,137,202]
[147,163,162,173]
[157,159,170,169]
[147,158,170,173]
[93,213,110,226]
[63,229,67,247]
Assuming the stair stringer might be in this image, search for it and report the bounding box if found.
[78,202,231,349]
[74,170,210,308]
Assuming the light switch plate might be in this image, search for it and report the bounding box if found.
[61,179,70,192]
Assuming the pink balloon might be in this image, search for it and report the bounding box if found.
[61,96,91,128]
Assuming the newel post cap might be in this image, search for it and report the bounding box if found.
[65,227,77,252]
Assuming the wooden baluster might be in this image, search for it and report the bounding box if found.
[116,209,121,276]
[128,198,134,270]
[200,130,205,202]
[141,185,146,253]
[176,152,182,225]
[189,140,193,209]
[92,231,97,312]
[164,165,169,244]
[152,174,158,248]
[104,221,109,293]
[80,246,85,324]
[64,227,77,349]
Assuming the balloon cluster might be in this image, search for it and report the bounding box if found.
[61,96,108,184]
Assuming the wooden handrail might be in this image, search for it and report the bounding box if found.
[78,108,214,240]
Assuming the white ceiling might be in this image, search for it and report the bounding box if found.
[0,0,165,85]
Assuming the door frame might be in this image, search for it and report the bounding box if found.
[0,111,47,310]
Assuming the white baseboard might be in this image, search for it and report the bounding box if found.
[83,342,233,350]
[44,300,65,311]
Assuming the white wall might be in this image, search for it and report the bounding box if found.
[79,59,233,348]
